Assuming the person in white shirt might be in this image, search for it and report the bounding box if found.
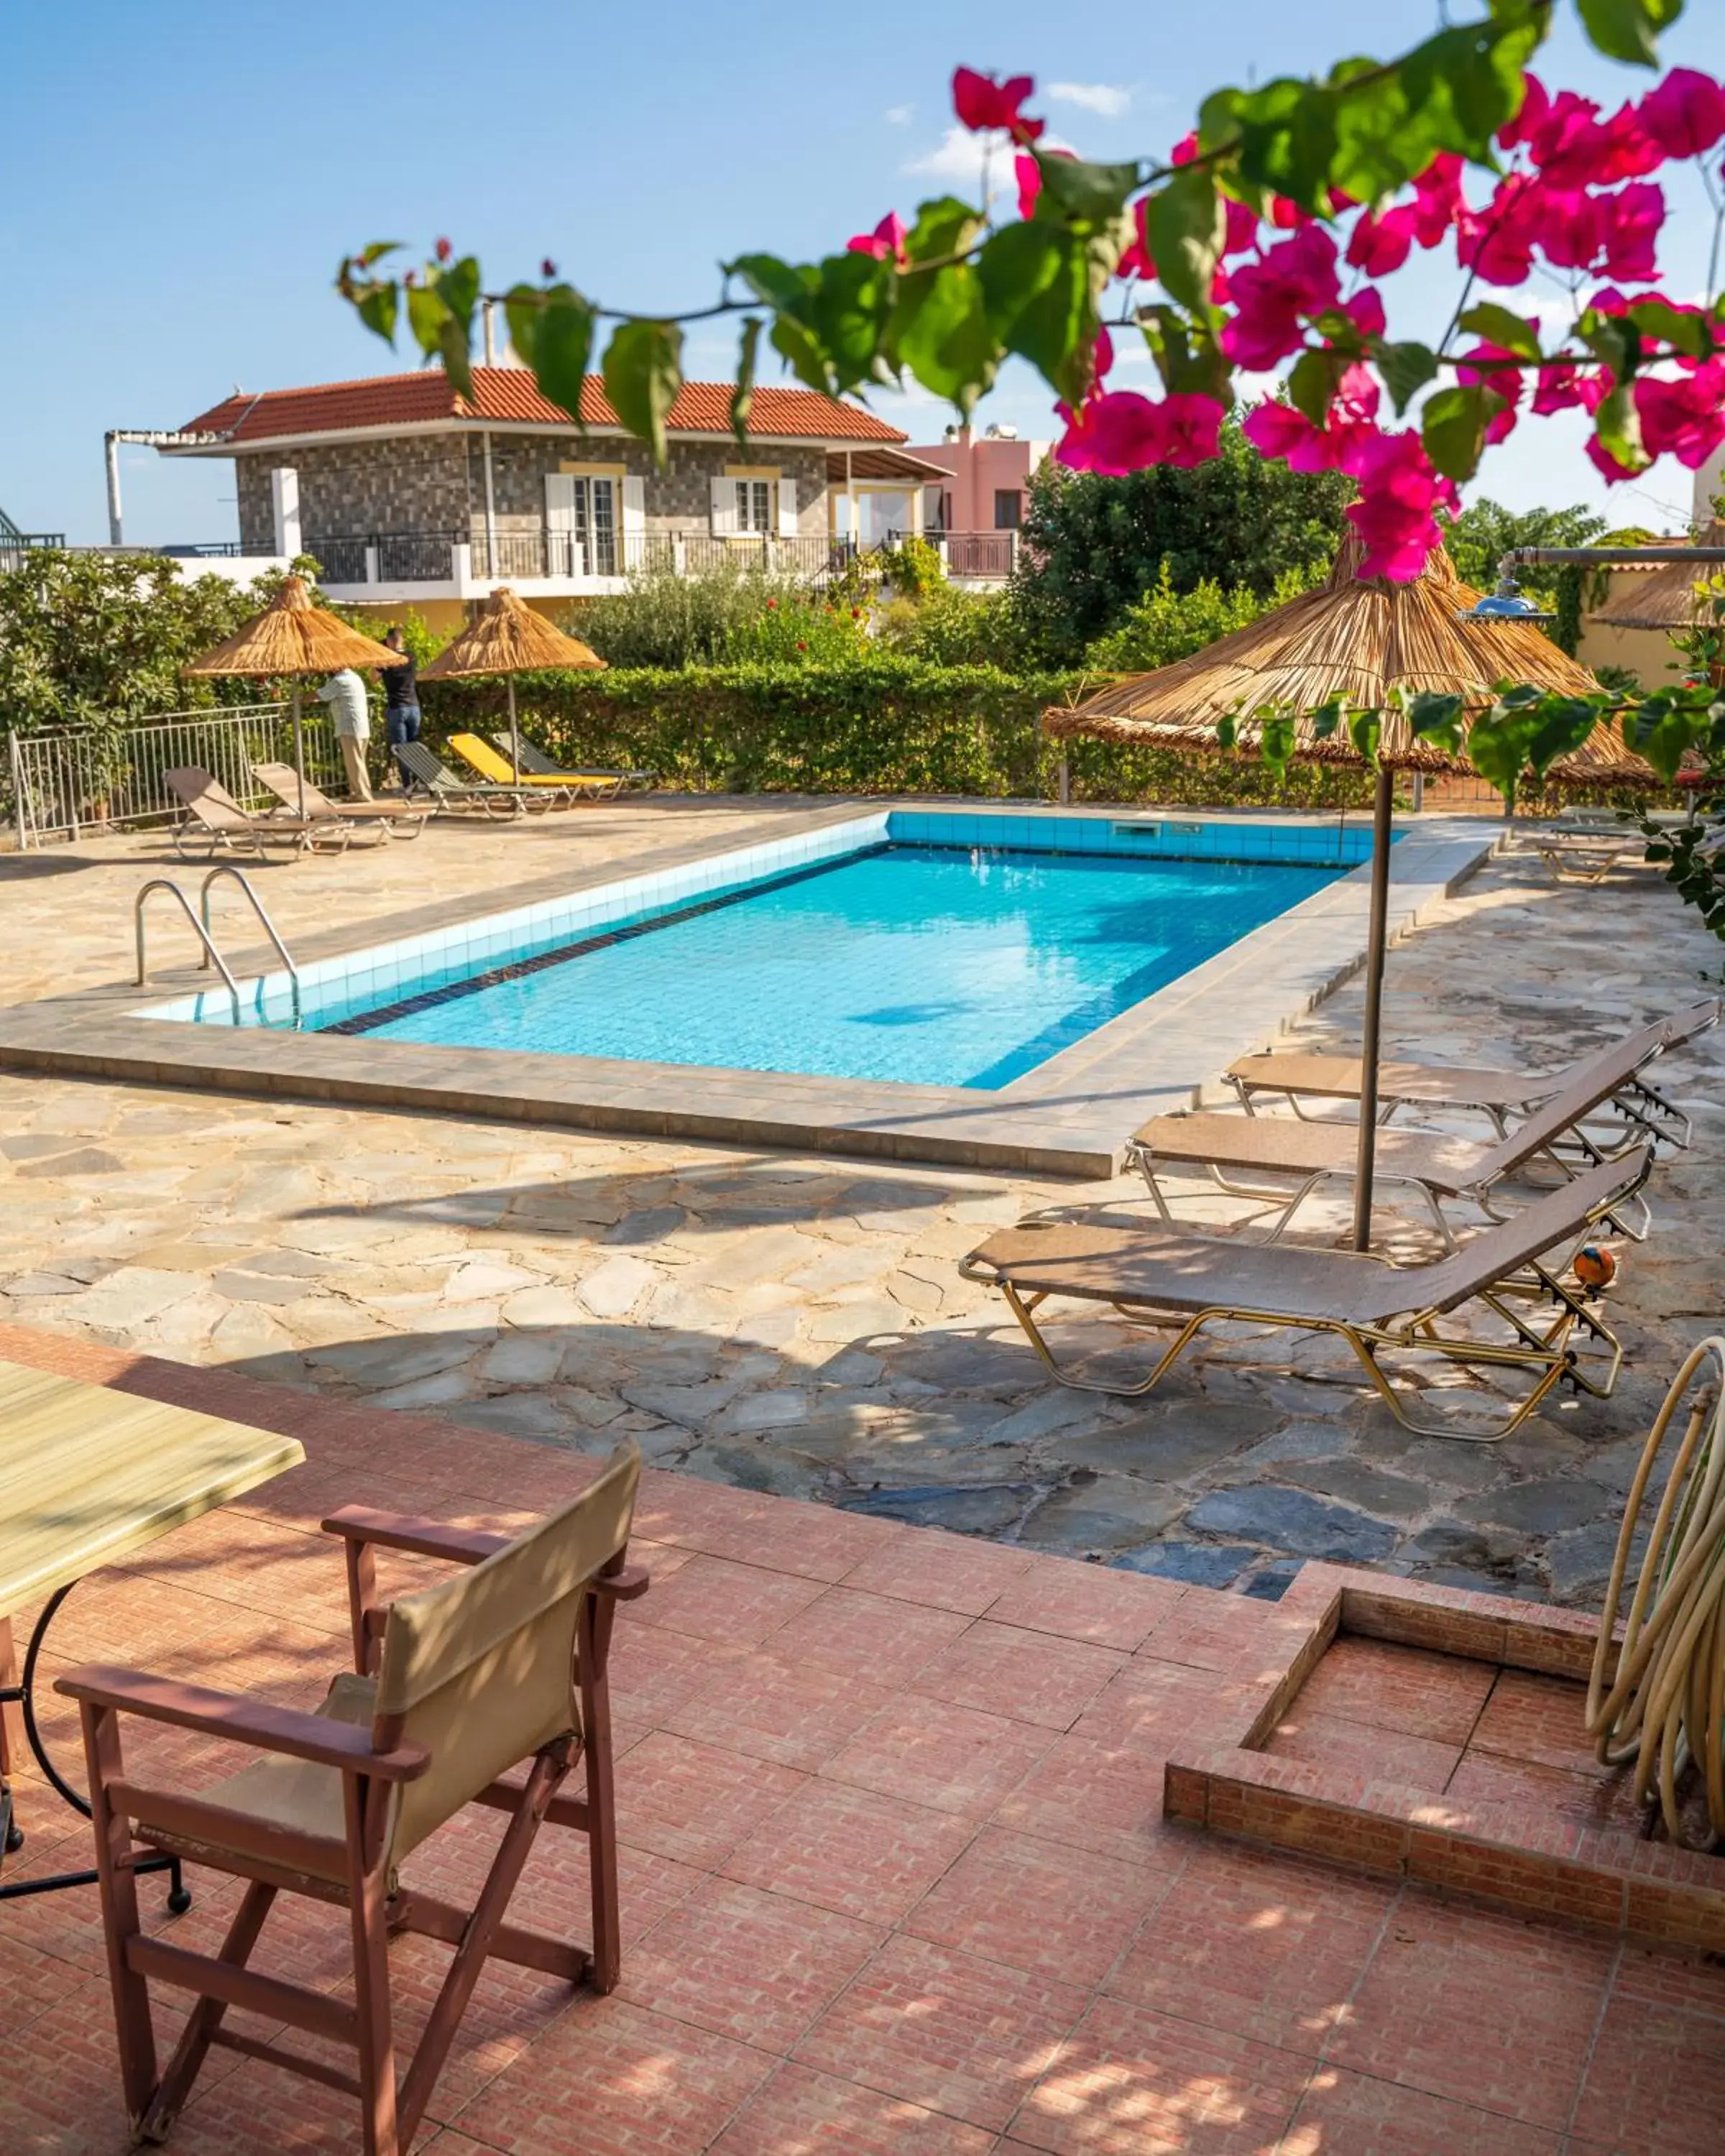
[315,668,374,801]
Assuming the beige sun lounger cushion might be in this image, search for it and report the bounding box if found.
[252,763,433,824]
[165,765,346,849]
[1225,1002,1719,1115]
[969,1151,1649,1327]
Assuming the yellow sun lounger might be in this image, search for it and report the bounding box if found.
[448,734,626,800]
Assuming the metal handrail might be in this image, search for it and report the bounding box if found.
[200,866,302,1026]
[134,880,242,1021]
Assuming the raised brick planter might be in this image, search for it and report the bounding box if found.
[1164,1562,1725,1950]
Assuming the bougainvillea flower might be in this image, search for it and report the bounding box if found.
[1343,428,1446,581]
[952,67,1043,144]
[1116,196,1156,281]
[1015,153,1042,221]
[1637,360,1725,467]
[1638,68,1725,161]
[1598,103,1663,180]
[1597,180,1664,282]
[1537,188,1601,273]
[1243,364,1380,475]
[846,212,908,266]
[1586,433,1639,484]
[1091,323,1116,390]
[1457,338,1528,444]
[1055,390,1223,474]
[1410,153,1466,247]
[1218,224,1341,369]
[1498,70,1550,152]
[1340,287,1387,340]
[1346,204,1417,276]
[1531,361,1609,415]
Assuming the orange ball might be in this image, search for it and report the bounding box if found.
[1573,1243,1617,1291]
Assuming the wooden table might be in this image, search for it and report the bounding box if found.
[0,1358,305,1907]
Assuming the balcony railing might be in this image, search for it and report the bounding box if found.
[920,530,1020,580]
[304,527,866,591]
[0,531,67,573]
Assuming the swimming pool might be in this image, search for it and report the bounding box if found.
[145,808,1371,1092]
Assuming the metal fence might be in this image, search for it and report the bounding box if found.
[6,704,346,848]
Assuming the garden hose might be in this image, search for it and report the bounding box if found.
[1586,1337,1725,1849]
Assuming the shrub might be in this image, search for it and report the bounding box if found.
[875,583,1033,668]
[575,556,865,668]
[1082,562,1319,673]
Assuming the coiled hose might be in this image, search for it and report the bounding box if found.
[1586,1337,1725,1850]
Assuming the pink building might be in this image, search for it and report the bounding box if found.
[906,423,1053,581]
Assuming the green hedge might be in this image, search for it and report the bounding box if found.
[423,658,1376,811]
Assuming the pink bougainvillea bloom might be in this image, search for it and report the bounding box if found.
[846,212,908,265]
[1637,360,1725,467]
[1218,224,1341,369]
[1015,152,1042,221]
[1221,198,1258,254]
[1340,286,1387,340]
[1091,323,1115,389]
[434,236,452,262]
[1599,103,1663,180]
[1055,390,1223,474]
[1531,361,1609,415]
[1410,153,1466,247]
[1456,174,1541,286]
[1241,400,1317,464]
[1456,338,1527,444]
[1116,196,1156,281]
[1638,68,1725,160]
[1597,180,1664,282]
[1586,432,1639,483]
[1347,205,1416,276]
[1242,367,1379,476]
[1499,69,1550,152]
[1156,391,1226,467]
[1537,188,1603,273]
[952,67,1043,144]
[1344,428,1445,581]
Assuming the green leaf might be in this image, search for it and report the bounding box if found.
[1348,709,1382,765]
[1032,154,1139,233]
[768,315,837,397]
[1575,0,1683,68]
[601,319,684,464]
[507,283,594,427]
[903,196,985,265]
[892,262,998,416]
[356,240,403,269]
[405,281,451,361]
[356,285,397,345]
[805,252,896,397]
[1137,304,1231,403]
[1308,698,1344,742]
[437,256,481,335]
[1593,382,1651,475]
[1420,383,1507,482]
[1144,165,1227,315]
[1458,303,1542,359]
[438,315,474,402]
[1259,711,1297,775]
[1405,689,1466,755]
[1376,340,1440,416]
[731,317,762,450]
[978,222,1100,404]
[1627,296,1710,360]
[1625,689,1710,780]
[1216,714,1239,751]
[729,253,818,313]
[1288,349,1346,427]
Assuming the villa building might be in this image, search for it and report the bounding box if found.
[907,422,1054,583]
[165,368,952,624]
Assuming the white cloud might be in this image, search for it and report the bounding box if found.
[885,103,914,127]
[1047,81,1130,119]
[903,125,1072,185]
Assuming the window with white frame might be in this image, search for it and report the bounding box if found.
[735,478,774,533]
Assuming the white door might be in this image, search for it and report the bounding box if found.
[544,472,617,579]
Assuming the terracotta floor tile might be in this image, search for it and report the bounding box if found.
[615,1729,808,1869]
[1571,1989,1725,2152]
[619,1879,882,2052]
[911,1621,1127,1731]
[1325,1891,1613,2129]
[794,1933,1087,2133]
[631,1553,829,1649]
[983,1556,1185,1653]
[1612,1940,1725,2020]
[1265,1708,1462,1792]
[1468,1669,1610,1779]
[1007,1994,1310,2154]
[662,1649,896,1771]
[763,1585,972,1689]
[720,1777,975,1925]
[840,1531,1038,1617]
[666,1501,902,1584]
[905,1825,1172,1986]
[992,1731,1195,1874]
[1291,1639,1497,1746]
[448,1994,776,2155]
[709,2060,998,2155]
[1131,1594,1289,1676]
[1282,2065,1562,2153]
[1105,1843,1393,2055]
[1,1932,93,2031]
[607,1618,744,1729]
[1443,1751,1648,1834]
[1070,1656,1237,1754]
[822,1696,1054,1818]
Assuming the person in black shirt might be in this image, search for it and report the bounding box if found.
[380,627,421,790]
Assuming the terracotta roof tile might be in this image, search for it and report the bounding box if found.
[181,368,906,446]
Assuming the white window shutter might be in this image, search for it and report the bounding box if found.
[544,474,576,575]
[709,476,735,535]
[621,474,645,536]
[777,477,798,537]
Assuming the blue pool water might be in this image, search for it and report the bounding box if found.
[337,843,1340,1089]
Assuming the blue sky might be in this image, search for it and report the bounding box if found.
[3,0,1719,543]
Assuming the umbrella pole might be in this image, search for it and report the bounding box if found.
[293,683,306,819]
[1351,764,1395,1252]
[508,676,521,779]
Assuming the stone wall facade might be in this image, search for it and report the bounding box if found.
[234,430,832,552]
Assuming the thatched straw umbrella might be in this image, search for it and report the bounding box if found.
[182,575,400,814]
[1587,523,1725,660]
[420,586,605,778]
[1045,533,1648,1248]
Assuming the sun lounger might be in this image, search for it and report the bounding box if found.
[393,741,553,816]
[251,763,434,839]
[960,1148,1650,1441]
[447,733,580,802]
[1225,1001,1718,1149]
[1131,1026,1668,1245]
[165,767,353,859]
[490,734,652,793]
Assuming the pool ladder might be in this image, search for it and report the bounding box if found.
[134,868,303,1025]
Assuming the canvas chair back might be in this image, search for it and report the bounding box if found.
[448,734,519,784]
[165,767,249,829]
[252,762,338,816]
[1407,1148,1651,1315]
[373,1442,640,1861]
[1663,998,1722,1050]
[1472,1026,1669,1181]
[395,742,466,793]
